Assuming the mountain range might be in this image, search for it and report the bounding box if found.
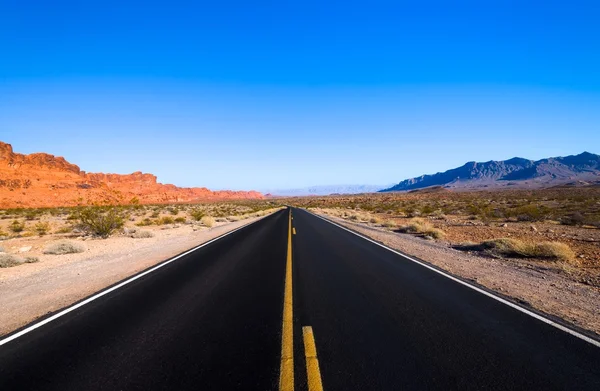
[266,184,389,197]
[0,141,262,208]
[381,152,600,192]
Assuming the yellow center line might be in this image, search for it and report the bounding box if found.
[279,209,294,391]
[302,326,324,391]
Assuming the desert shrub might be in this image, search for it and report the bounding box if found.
[0,253,38,268]
[397,218,446,239]
[34,222,51,236]
[77,207,124,238]
[25,210,40,220]
[370,216,383,224]
[477,238,575,262]
[43,240,85,255]
[0,253,22,268]
[55,226,73,234]
[0,229,8,237]
[168,207,179,215]
[150,211,160,218]
[382,219,397,229]
[156,216,175,225]
[136,218,153,227]
[535,242,576,262]
[9,220,25,233]
[561,212,585,226]
[174,217,186,223]
[132,230,154,239]
[190,208,205,221]
[201,216,215,227]
[510,204,551,222]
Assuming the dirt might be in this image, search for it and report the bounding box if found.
[313,211,600,338]
[0,215,269,336]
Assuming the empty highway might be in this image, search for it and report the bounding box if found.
[1,208,599,390]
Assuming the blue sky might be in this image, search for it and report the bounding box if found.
[1,1,599,190]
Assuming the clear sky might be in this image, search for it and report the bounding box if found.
[1,1,599,191]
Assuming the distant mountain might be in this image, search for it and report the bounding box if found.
[381,152,600,192]
[267,184,389,197]
[0,141,263,208]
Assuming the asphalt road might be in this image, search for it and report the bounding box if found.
[1,207,599,390]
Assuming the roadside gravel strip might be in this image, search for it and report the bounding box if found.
[0,214,273,336]
[311,210,600,339]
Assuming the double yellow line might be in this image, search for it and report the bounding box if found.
[279,209,324,391]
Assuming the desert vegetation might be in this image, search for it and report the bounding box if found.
[293,187,600,286]
[0,200,284,268]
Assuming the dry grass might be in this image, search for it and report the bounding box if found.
[397,218,446,239]
[469,238,576,263]
[131,230,154,239]
[201,216,215,227]
[0,253,39,268]
[43,240,86,255]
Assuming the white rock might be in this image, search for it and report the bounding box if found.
[19,246,32,253]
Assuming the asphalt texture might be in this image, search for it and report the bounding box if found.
[1,207,599,390]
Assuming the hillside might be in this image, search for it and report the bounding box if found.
[381,152,600,192]
[0,141,262,208]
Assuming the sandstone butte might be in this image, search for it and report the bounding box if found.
[0,141,263,208]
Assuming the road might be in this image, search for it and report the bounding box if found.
[1,207,599,390]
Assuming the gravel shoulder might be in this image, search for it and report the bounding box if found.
[0,216,268,337]
[313,211,600,338]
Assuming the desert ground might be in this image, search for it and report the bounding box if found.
[288,186,600,336]
[0,200,283,335]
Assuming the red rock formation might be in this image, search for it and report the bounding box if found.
[0,141,263,208]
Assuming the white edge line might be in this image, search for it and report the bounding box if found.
[305,209,600,349]
[0,214,273,347]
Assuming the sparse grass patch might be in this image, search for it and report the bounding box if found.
[0,253,39,268]
[201,216,215,227]
[136,218,153,227]
[397,218,446,239]
[156,216,175,225]
[34,222,51,236]
[55,226,73,234]
[174,217,186,223]
[43,240,85,255]
[461,238,576,263]
[132,230,154,239]
[190,208,205,221]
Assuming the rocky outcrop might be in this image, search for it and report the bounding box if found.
[381,152,600,192]
[0,141,263,208]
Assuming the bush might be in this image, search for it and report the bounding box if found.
[156,216,175,225]
[55,226,73,234]
[397,218,446,239]
[174,217,186,223]
[382,219,397,229]
[477,238,575,262]
[0,253,39,268]
[201,216,215,227]
[132,230,154,239]
[77,207,124,238]
[561,212,585,226]
[190,208,205,221]
[136,218,153,227]
[9,220,25,233]
[34,222,51,236]
[43,240,85,255]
